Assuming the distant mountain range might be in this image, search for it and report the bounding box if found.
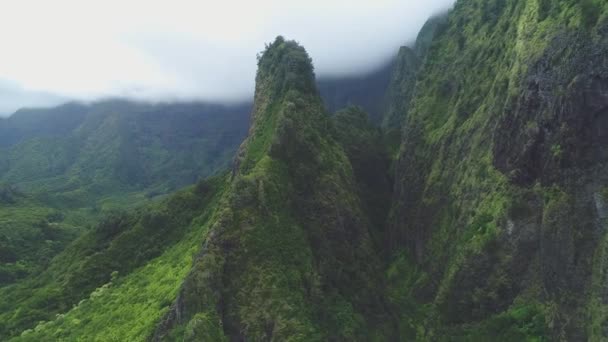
[0,99,250,286]
[0,100,251,196]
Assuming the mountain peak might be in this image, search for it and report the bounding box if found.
[235,36,325,174]
[256,36,317,101]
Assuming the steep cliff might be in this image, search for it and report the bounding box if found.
[388,0,608,340]
[154,37,391,341]
[382,14,447,150]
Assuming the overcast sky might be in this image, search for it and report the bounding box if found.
[0,0,454,116]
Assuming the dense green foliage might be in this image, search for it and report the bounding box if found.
[0,100,249,197]
[332,106,392,247]
[0,175,227,340]
[0,186,84,285]
[0,100,249,284]
[387,0,608,340]
[382,14,447,155]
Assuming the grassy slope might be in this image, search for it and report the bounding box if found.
[0,176,228,341]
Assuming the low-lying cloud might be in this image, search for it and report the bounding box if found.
[0,80,67,116]
[0,0,455,115]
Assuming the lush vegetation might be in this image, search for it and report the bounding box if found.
[386,0,608,340]
[0,184,84,285]
[3,0,608,340]
[0,100,249,284]
[381,14,447,150]
[154,37,393,341]
[0,100,250,197]
[332,106,392,247]
[0,175,228,340]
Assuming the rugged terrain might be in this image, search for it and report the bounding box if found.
[0,100,249,284]
[3,0,608,340]
[388,0,608,340]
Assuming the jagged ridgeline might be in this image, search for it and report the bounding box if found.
[153,36,391,341]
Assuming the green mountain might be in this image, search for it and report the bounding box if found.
[3,37,393,341]
[153,37,391,341]
[0,100,249,285]
[0,184,82,285]
[3,0,608,340]
[382,14,447,146]
[316,14,447,129]
[387,0,608,340]
[0,100,250,198]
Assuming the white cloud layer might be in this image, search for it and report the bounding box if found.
[0,0,455,115]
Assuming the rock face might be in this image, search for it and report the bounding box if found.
[494,29,608,186]
[382,15,447,145]
[387,0,608,340]
[382,46,419,140]
[154,37,391,341]
[490,26,608,340]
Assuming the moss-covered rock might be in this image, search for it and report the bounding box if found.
[387,0,608,340]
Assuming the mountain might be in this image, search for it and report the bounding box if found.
[315,14,447,127]
[387,0,608,340]
[382,14,447,147]
[0,184,83,285]
[317,61,394,123]
[3,0,608,340]
[0,100,250,285]
[0,100,251,197]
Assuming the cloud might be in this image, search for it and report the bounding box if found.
[0,80,67,116]
[0,0,455,113]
